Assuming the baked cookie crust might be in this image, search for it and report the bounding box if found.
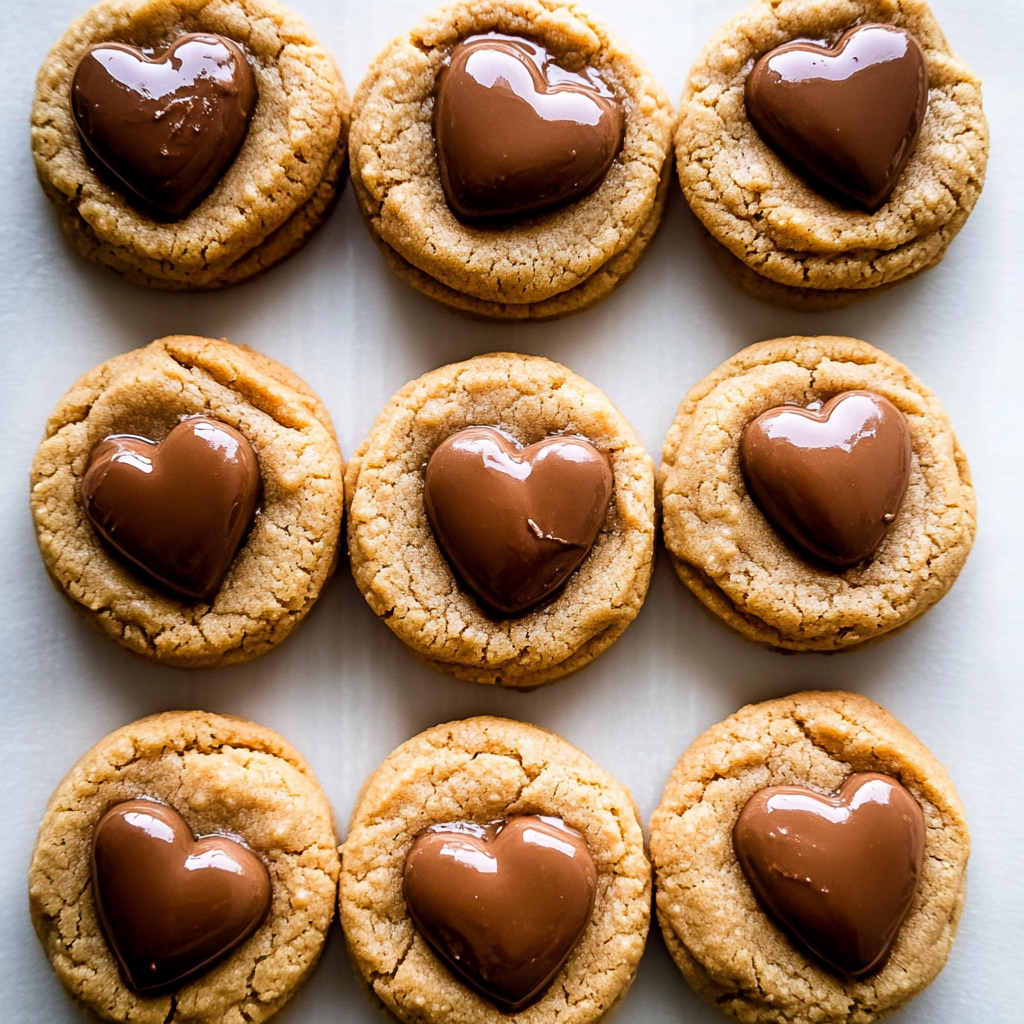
[649,691,969,1024]
[345,353,656,688]
[29,711,340,1024]
[348,0,675,319]
[676,0,988,306]
[30,336,345,669]
[339,716,651,1024]
[659,336,975,651]
[31,0,350,290]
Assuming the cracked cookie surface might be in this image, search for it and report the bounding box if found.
[658,336,975,651]
[28,711,340,1024]
[32,0,350,290]
[339,716,650,1024]
[649,690,969,1024]
[348,0,675,319]
[30,336,345,669]
[345,353,656,688]
[676,0,988,306]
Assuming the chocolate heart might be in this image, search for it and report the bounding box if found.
[403,816,597,1012]
[745,24,928,211]
[71,33,257,219]
[423,426,613,616]
[733,773,925,978]
[92,799,271,993]
[739,391,911,569]
[434,33,624,221]
[81,416,261,601]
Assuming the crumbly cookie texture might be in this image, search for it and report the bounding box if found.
[349,0,675,318]
[340,716,650,1024]
[30,336,345,668]
[659,336,975,651]
[32,0,350,290]
[29,711,340,1024]
[345,353,656,688]
[649,691,969,1024]
[676,0,988,304]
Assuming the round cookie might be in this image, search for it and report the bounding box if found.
[649,690,969,1024]
[339,716,651,1024]
[30,335,345,669]
[348,0,675,320]
[28,711,340,1024]
[676,0,988,308]
[32,0,350,291]
[345,353,656,688]
[659,336,975,651]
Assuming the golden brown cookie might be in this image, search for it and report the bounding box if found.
[649,691,969,1024]
[29,711,340,1024]
[339,716,650,1024]
[345,353,656,688]
[30,336,345,669]
[659,336,975,651]
[348,0,675,320]
[32,0,350,290]
[676,0,988,308]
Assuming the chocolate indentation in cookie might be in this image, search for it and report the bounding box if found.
[733,773,925,979]
[423,426,613,616]
[91,799,271,994]
[81,416,261,602]
[739,391,911,569]
[745,24,928,211]
[403,815,597,1012]
[434,33,624,221]
[71,33,257,219]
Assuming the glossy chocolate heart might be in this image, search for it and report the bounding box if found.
[423,426,613,616]
[734,773,925,978]
[92,799,271,994]
[745,24,928,211]
[403,816,597,1012]
[740,391,911,569]
[81,416,261,602]
[434,33,624,221]
[71,33,257,219]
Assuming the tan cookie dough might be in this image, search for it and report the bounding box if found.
[32,0,350,291]
[649,691,969,1024]
[676,0,988,308]
[340,716,650,1024]
[659,336,975,651]
[348,0,675,320]
[29,711,341,1024]
[345,353,656,688]
[30,335,345,669]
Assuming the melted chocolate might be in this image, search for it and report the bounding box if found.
[434,33,624,221]
[91,799,271,993]
[733,773,925,978]
[745,24,928,211]
[423,426,613,616]
[403,815,597,1012]
[740,391,911,569]
[71,33,257,219]
[81,416,261,602]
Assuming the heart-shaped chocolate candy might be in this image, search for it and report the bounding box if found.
[740,391,911,569]
[745,24,928,211]
[434,33,625,221]
[81,416,261,602]
[71,33,257,219]
[423,426,613,616]
[92,799,271,993]
[734,773,925,978]
[404,816,597,1012]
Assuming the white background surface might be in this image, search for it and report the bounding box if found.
[1,0,1021,1021]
